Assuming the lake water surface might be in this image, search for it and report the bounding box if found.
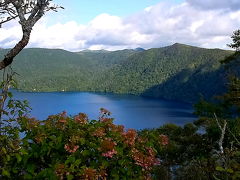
[13,91,196,129]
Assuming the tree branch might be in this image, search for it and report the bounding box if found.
[0,29,31,70]
[214,113,227,154]
[0,0,61,70]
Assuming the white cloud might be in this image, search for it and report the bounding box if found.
[0,0,240,51]
[0,20,21,48]
[29,20,86,51]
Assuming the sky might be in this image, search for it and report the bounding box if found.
[0,0,240,51]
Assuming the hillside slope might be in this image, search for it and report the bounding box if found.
[0,44,233,102]
[92,44,232,102]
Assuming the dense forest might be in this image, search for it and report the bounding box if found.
[0,43,233,103]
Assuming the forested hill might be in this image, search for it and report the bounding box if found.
[0,43,233,103]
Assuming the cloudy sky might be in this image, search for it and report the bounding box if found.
[1,0,240,51]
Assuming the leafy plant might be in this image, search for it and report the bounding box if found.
[0,107,167,179]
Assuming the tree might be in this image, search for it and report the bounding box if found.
[194,30,240,179]
[0,0,63,132]
[0,0,63,70]
[228,30,240,52]
[222,30,240,64]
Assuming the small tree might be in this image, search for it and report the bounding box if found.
[228,30,240,52]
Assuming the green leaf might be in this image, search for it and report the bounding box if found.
[24,174,33,179]
[74,159,81,166]
[20,148,28,155]
[2,169,10,177]
[79,138,85,145]
[18,110,23,116]
[16,153,22,163]
[235,151,240,157]
[112,170,120,179]
[12,168,18,173]
[27,164,36,174]
[216,166,225,172]
[118,159,125,166]
[2,147,7,154]
[8,102,14,108]
[226,168,234,174]
[82,150,90,156]
[6,154,10,161]
[7,92,13,98]
[67,174,74,180]
[102,160,109,168]
[65,156,75,165]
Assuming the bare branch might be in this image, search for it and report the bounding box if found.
[213,113,227,154]
[0,14,18,26]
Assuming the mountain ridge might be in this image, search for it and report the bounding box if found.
[0,43,233,103]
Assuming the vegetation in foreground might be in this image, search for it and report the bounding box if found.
[0,105,168,179]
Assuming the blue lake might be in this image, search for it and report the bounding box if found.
[13,91,196,130]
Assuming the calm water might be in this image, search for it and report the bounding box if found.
[13,91,196,129]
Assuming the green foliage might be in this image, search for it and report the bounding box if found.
[0,106,166,179]
[189,30,240,180]
[228,30,240,51]
[191,86,240,180]
[0,44,233,103]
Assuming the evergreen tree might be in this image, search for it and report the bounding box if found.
[194,30,240,179]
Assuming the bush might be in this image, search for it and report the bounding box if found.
[0,108,167,179]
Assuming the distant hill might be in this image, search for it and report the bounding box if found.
[78,49,109,54]
[134,47,145,52]
[0,44,233,103]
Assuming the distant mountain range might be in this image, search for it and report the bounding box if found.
[0,43,233,103]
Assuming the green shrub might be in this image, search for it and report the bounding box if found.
[0,108,166,179]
